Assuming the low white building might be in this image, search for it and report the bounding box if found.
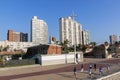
[39,52,83,66]
[0,41,36,52]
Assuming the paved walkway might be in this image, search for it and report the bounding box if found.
[0,58,119,80]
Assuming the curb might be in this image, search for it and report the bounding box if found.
[96,71,120,80]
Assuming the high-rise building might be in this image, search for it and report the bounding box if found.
[31,16,48,44]
[82,30,90,45]
[110,35,118,44]
[7,30,28,42]
[20,33,28,42]
[59,16,82,46]
[7,30,13,41]
[13,32,20,42]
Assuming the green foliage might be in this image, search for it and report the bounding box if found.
[0,45,3,52]
[60,39,70,53]
[92,44,105,58]
[3,47,7,51]
[81,45,87,52]
[0,59,35,67]
[107,46,115,53]
[90,42,96,47]
[12,54,22,60]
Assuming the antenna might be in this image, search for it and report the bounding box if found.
[71,11,77,20]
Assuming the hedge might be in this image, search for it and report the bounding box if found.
[0,59,35,67]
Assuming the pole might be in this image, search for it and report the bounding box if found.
[74,39,77,64]
[71,12,77,64]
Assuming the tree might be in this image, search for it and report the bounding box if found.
[92,44,105,58]
[60,39,70,53]
[81,45,87,52]
[115,41,119,47]
[0,45,3,52]
[76,44,82,51]
[55,41,59,45]
[90,42,96,47]
[104,41,109,46]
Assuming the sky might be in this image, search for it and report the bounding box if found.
[0,0,120,44]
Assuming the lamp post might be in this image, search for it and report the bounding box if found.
[74,37,77,64]
[71,12,77,64]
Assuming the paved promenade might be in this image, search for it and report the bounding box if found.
[0,58,119,80]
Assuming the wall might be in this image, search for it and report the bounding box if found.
[40,52,83,66]
[47,45,61,54]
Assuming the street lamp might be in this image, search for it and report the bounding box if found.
[74,39,77,64]
[71,12,77,64]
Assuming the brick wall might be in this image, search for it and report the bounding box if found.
[47,45,61,54]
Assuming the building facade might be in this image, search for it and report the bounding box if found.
[26,44,61,56]
[0,41,35,52]
[20,33,28,42]
[82,30,90,45]
[59,16,82,46]
[7,30,13,41]
[110,35,118,44]
[13,32,20,42]
[31,16,48,44]
[7,30,28,42]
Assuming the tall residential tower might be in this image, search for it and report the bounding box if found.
[59,16,82,46]
[31,16,48,44]
[82,30,90,45]
[109,35,118,44]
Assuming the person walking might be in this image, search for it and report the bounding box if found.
[89,64,92,69]
[80,64,84,72]
[99,66,103,76]
[73,66,77,80]
[88,68,92,78]
[106,64,110,73]
[88,64,92,78]
[94,63,97,71]
[76,53,79,64]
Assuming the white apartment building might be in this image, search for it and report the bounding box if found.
[0,41,35,52]
[59,16,82,46]
[31,16,48,44]
[110,35,118,44]
[82,30,90,45]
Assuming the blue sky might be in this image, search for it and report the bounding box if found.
[0,0,120,43]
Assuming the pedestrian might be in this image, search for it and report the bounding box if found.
[88,64,92,78]
[73,66,77,79]
[99,66,103,76]
[76,53,79,64]
[88,68,92,78]
[94,63,97,71]
[106,64,110,73]
[80,64,84,72]
[89,64,92,69]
